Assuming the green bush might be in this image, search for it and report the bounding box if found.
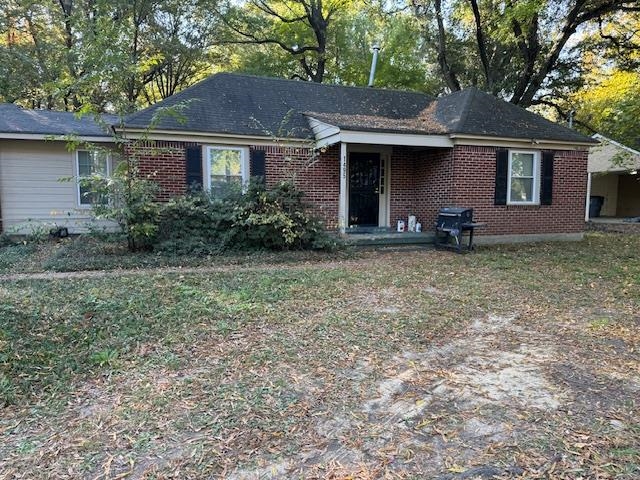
[0,233,15,248]
[155,181,337,254]
[231,181,333,250]
[155,192,234,255]
[81,161,160,252]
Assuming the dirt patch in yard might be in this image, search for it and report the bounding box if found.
[224,309,639,479]
[226,313,564,478]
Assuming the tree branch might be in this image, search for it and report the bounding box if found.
[530,98,597,134]
[519,0,640,106]
[252,0,307,23]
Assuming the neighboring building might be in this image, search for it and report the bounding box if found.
[0,74,599,242]
[0,104,118,233]
[118,73,597,243]
[586,133,640,221]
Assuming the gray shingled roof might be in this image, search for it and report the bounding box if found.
[0,103,116,137]
[123,73,596,144]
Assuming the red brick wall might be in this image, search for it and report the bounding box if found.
[388,147,415,223]
[450,145,588,235]
[124,140,588,236]
[414,148,455,228]
[124,141,191,201]
[125,142,340,227]
[389,147,454,229]
[256,144,340,229]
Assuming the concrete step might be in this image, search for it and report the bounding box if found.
[344,232,435,246]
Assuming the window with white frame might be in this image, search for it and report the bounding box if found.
[76,150,110,206]
[206,146,248,196]
[508,150,540,204]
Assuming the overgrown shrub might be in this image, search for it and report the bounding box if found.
[155,181,337,254]
[82,161,160,252]
[155,193,234,255]
[0,233,15,248]
[230,182,333,250]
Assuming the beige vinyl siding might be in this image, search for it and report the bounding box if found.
[590,173,619,217]
[588,139,640,173]
[0,140,118,234]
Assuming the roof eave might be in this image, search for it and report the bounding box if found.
[0,132,115,142]
[450,133,597,149]
[115,126,312,146]
[592,133,640,156]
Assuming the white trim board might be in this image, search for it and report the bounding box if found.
[506,150,541,205]
[450,134,595,149]
[592,133,640,157]
[0,133,115,143]
[117,128,312,147]
[309,120,454,149]
[307,117,593,150]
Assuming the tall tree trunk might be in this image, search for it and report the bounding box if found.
[469,0,493,91]
[434,0,460,91]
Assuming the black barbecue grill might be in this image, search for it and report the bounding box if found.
[434,207,485,252]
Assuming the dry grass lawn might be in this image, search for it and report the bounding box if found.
[0,232,639,479]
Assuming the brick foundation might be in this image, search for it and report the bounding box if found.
[124,141,588,236]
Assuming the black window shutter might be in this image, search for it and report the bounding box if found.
[541,151,554,205]
[250,149,266,183]
[494,149,509,205]
[185,145,203,191]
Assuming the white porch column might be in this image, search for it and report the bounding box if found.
[338,142,348,233]
[585,171,592,221]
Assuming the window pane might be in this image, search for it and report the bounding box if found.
[79,185,107,205]
[78,151,108,176]
[510,178,533,202]
[210,149,241,177]
[511,153,534,177]
[78,151,109,206]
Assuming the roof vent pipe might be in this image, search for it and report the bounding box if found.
[368,44,381,87]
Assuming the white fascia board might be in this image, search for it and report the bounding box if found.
[315,133,342,149]
[340,131,453,147]
[117,128,311,147]
[307,117,340,139]
[450,134,595,150]
[0,133,115,143]
[592,133,640,157]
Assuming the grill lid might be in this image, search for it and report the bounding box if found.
[438,207,472,215]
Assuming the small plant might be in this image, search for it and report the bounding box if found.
[7,221,57,243]
[589,318,612,330]
[65,103,192,252]
[0,374,17,406]
[0,233,15,247]
[230,181,333,250]
[89,349,119,368]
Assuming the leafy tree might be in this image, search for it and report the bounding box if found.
[219,1,439,92]
[0,0,222,112]
[219,0,353,83]
[409,0,640,106]
[572,70,640,148]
